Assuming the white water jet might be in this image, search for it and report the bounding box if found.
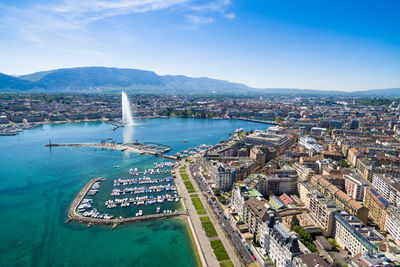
[121,91,134,126]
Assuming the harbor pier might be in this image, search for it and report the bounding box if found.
[46,142,172,155]
[67,177,187,228]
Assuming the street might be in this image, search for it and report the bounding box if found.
[189,160,256,266]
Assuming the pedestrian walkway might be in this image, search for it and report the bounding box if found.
[174,164,219,267]
[185,163,242,267]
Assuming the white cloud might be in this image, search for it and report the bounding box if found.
[224,12,236,19]
[48,0,190,22]
[0,0,235,44]
[189,0,234,23]
[190,0,231,12]
[185,14,214,25]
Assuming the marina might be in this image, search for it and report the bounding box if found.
[172,144,212,159]
[67,176,187,228]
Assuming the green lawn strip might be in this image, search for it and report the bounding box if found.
[220,261,234,267]
[179,166,186,170]
[184,181,195,191]
[191,197,205,211]
[210,239,230,262]
[197,210,207,215]
[202,221,218,237]
[181,173,189,180]
[190,193,198,198]
[200,216,210,222]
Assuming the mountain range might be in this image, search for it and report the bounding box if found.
[0,66,399,96]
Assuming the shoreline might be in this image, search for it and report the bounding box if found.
[179,187,206,267]
[185,217,206,267]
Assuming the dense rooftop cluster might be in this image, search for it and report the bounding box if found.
[191,97,400,266]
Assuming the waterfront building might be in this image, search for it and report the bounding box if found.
[244,131,293,154]
[260,215,302,267]
[205,160,236,191]
[231,184,262,220]
[333,211,380,256]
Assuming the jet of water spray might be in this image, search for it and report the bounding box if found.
[121,91,134,126]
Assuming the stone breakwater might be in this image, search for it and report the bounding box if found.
[66,177,187,228]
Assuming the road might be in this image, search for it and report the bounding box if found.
[189,159,256,266]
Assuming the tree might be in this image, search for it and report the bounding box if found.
[338,160,350,168]
[290,215,300,230]
[214,188,221,196]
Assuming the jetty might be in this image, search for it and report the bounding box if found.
[67,177,187,228]
[162,155,178,161]
[45,142,172,155]
[103,120,122,127]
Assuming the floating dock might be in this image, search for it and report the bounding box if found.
[66,177,187,228]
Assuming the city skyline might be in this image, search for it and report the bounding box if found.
[1,0,400,91]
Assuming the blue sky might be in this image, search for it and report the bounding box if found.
[0,0,399,91]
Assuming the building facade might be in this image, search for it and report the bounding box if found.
[364,188,388,229]
[333,212,380,256]
[205,160,236,191]
[260,215,302,267]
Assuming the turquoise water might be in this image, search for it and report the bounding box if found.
[0,118,269,267]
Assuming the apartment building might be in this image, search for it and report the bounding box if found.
[333,212,380,256]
